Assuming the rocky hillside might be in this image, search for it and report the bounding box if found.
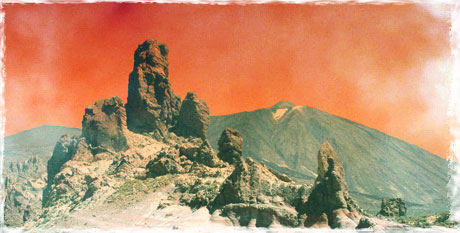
[4,156,47,226]
[10,39,392,230]
[208,101,450,215]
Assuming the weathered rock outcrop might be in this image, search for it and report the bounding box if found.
[217,128,243,164]
[82,96,129,152]
[378,198,406,217]
[4,156,47,227]
[126,39,181,133]
[42,135,96,207]
[301,141,361,228]
[146,138,222,178]
[174,92,210,139]
[212,144,309,227]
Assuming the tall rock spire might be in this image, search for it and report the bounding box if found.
[302,141,361,228]
[125,39,181,133]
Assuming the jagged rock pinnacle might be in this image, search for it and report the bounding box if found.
[125,39,181,133]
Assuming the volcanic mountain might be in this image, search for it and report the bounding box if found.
[208,101,450,214]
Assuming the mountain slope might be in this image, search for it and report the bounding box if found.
[208,101,450,215]
[3,125,81,164]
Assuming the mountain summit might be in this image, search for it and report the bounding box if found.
[270,101,296,109]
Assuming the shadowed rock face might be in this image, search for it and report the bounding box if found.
[174,92,210,139]
[217,128,243,164]
[82,96,129,152]
[126,39,181,133]
[46,135,78,186]
[302,141,361,229]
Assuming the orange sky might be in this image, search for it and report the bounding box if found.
[3,3,452,158]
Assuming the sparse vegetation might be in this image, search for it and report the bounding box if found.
[395,213,458,228]
[106,175,174,203]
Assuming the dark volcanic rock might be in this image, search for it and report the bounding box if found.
[217,128,243,164]
[356,216,376,229]
[302,141,360,229]
[126,39,181,133]
[82,96,129,152]
[174,92,210,139]
[378,198,407,217]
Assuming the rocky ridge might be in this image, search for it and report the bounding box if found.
[27,39,385,229]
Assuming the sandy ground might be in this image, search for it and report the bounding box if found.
[38,184,232,230]
[3,184,458,233]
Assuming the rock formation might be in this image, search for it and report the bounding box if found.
[217,128,243,164]
[212,156,307,227]
[46,135,78,186]
[34,39,373,230]
[378,198,407,217]
[301,141,361,228]
[126,39,181,133]
[42,135,95,207]
[211,129,309,227]
[356,216,376,229]
[174,92,210,139]
[82,96,129,152]
[147,138,221,178]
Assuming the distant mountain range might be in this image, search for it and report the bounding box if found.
[3,101,450,215]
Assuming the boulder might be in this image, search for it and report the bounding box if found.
[146,148,185,177]
[126,39,181,133]
[82,96,129,152]
[356,216,376,229]
[178,139,220,167]
[217,128,243,164]
[302,141,360,228]
[174,92,210,139]
[378,198,406,217]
